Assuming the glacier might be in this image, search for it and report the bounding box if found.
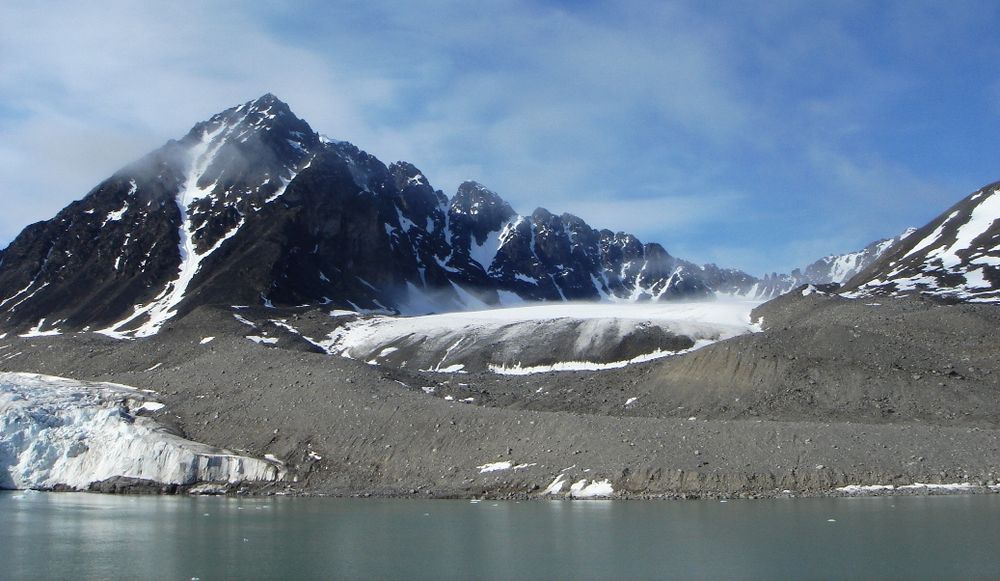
[0,372,282,491]
[299,298,764,374]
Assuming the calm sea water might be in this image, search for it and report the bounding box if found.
[2,491,999,580]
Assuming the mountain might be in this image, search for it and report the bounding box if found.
[792,228,917,286]
[0,94,777,337]
[842,182,1000,303]
[701,231,914,300]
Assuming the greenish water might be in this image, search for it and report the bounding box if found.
[2,492,999,580]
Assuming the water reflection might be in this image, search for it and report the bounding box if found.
[2,492,999,580]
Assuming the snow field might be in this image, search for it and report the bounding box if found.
[314,298,763,373]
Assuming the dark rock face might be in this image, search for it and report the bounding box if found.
[0,147,188,333]
[843,183,1000,303]
[0,94,784,336]
[0,94,334,336]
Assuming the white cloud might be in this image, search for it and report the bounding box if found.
[0,0,395,242]
[805,145,954,220]
[0,0,986,278]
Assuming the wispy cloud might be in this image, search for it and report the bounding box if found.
[0,1,394,239]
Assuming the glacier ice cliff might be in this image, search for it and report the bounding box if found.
[0,372,281,491]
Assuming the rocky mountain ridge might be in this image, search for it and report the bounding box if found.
[2,93,994,338]
[843,182,1000,303]
[798,229,916,286]
[0,94,785,336]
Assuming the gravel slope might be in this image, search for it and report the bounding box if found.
[2,294,1000,498]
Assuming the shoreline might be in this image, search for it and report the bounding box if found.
[5,482,1000,501]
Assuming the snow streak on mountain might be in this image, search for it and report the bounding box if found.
[797,229,916,286]
[844,183,1000,302]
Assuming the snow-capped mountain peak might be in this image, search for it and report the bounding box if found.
[844,184,1000,302]
[97,96,321,337]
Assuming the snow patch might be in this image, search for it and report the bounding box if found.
[933,190,1000,269]
[468,226,505,271]
[423,363,466,374]
[19,319,62,338]
[488,341,713,375]
[899,482,974,492]
[102,203,129,226]
[836,484,896,494]
[836,482,975,494]
[569,479,614,498]
[478,461,512,473]
[233,313,255,327]
[902,211,959,261]
[541,474,566,495]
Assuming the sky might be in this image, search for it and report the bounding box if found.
[2,0,999,276]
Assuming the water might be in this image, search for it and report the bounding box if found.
[2,492,999,580]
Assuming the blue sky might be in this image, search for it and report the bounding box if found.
[2,1,998,275]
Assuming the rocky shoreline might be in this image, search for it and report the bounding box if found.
[63,478,1000,501]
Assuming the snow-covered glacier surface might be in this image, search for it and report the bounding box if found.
[0,372,281,491]
[296,298,763,374]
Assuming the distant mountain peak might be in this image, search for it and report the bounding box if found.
[183,93,313,145]
[388,161,429,190]
[451,181,514,218]
[456,180,494,194]
[252,92,285,106]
